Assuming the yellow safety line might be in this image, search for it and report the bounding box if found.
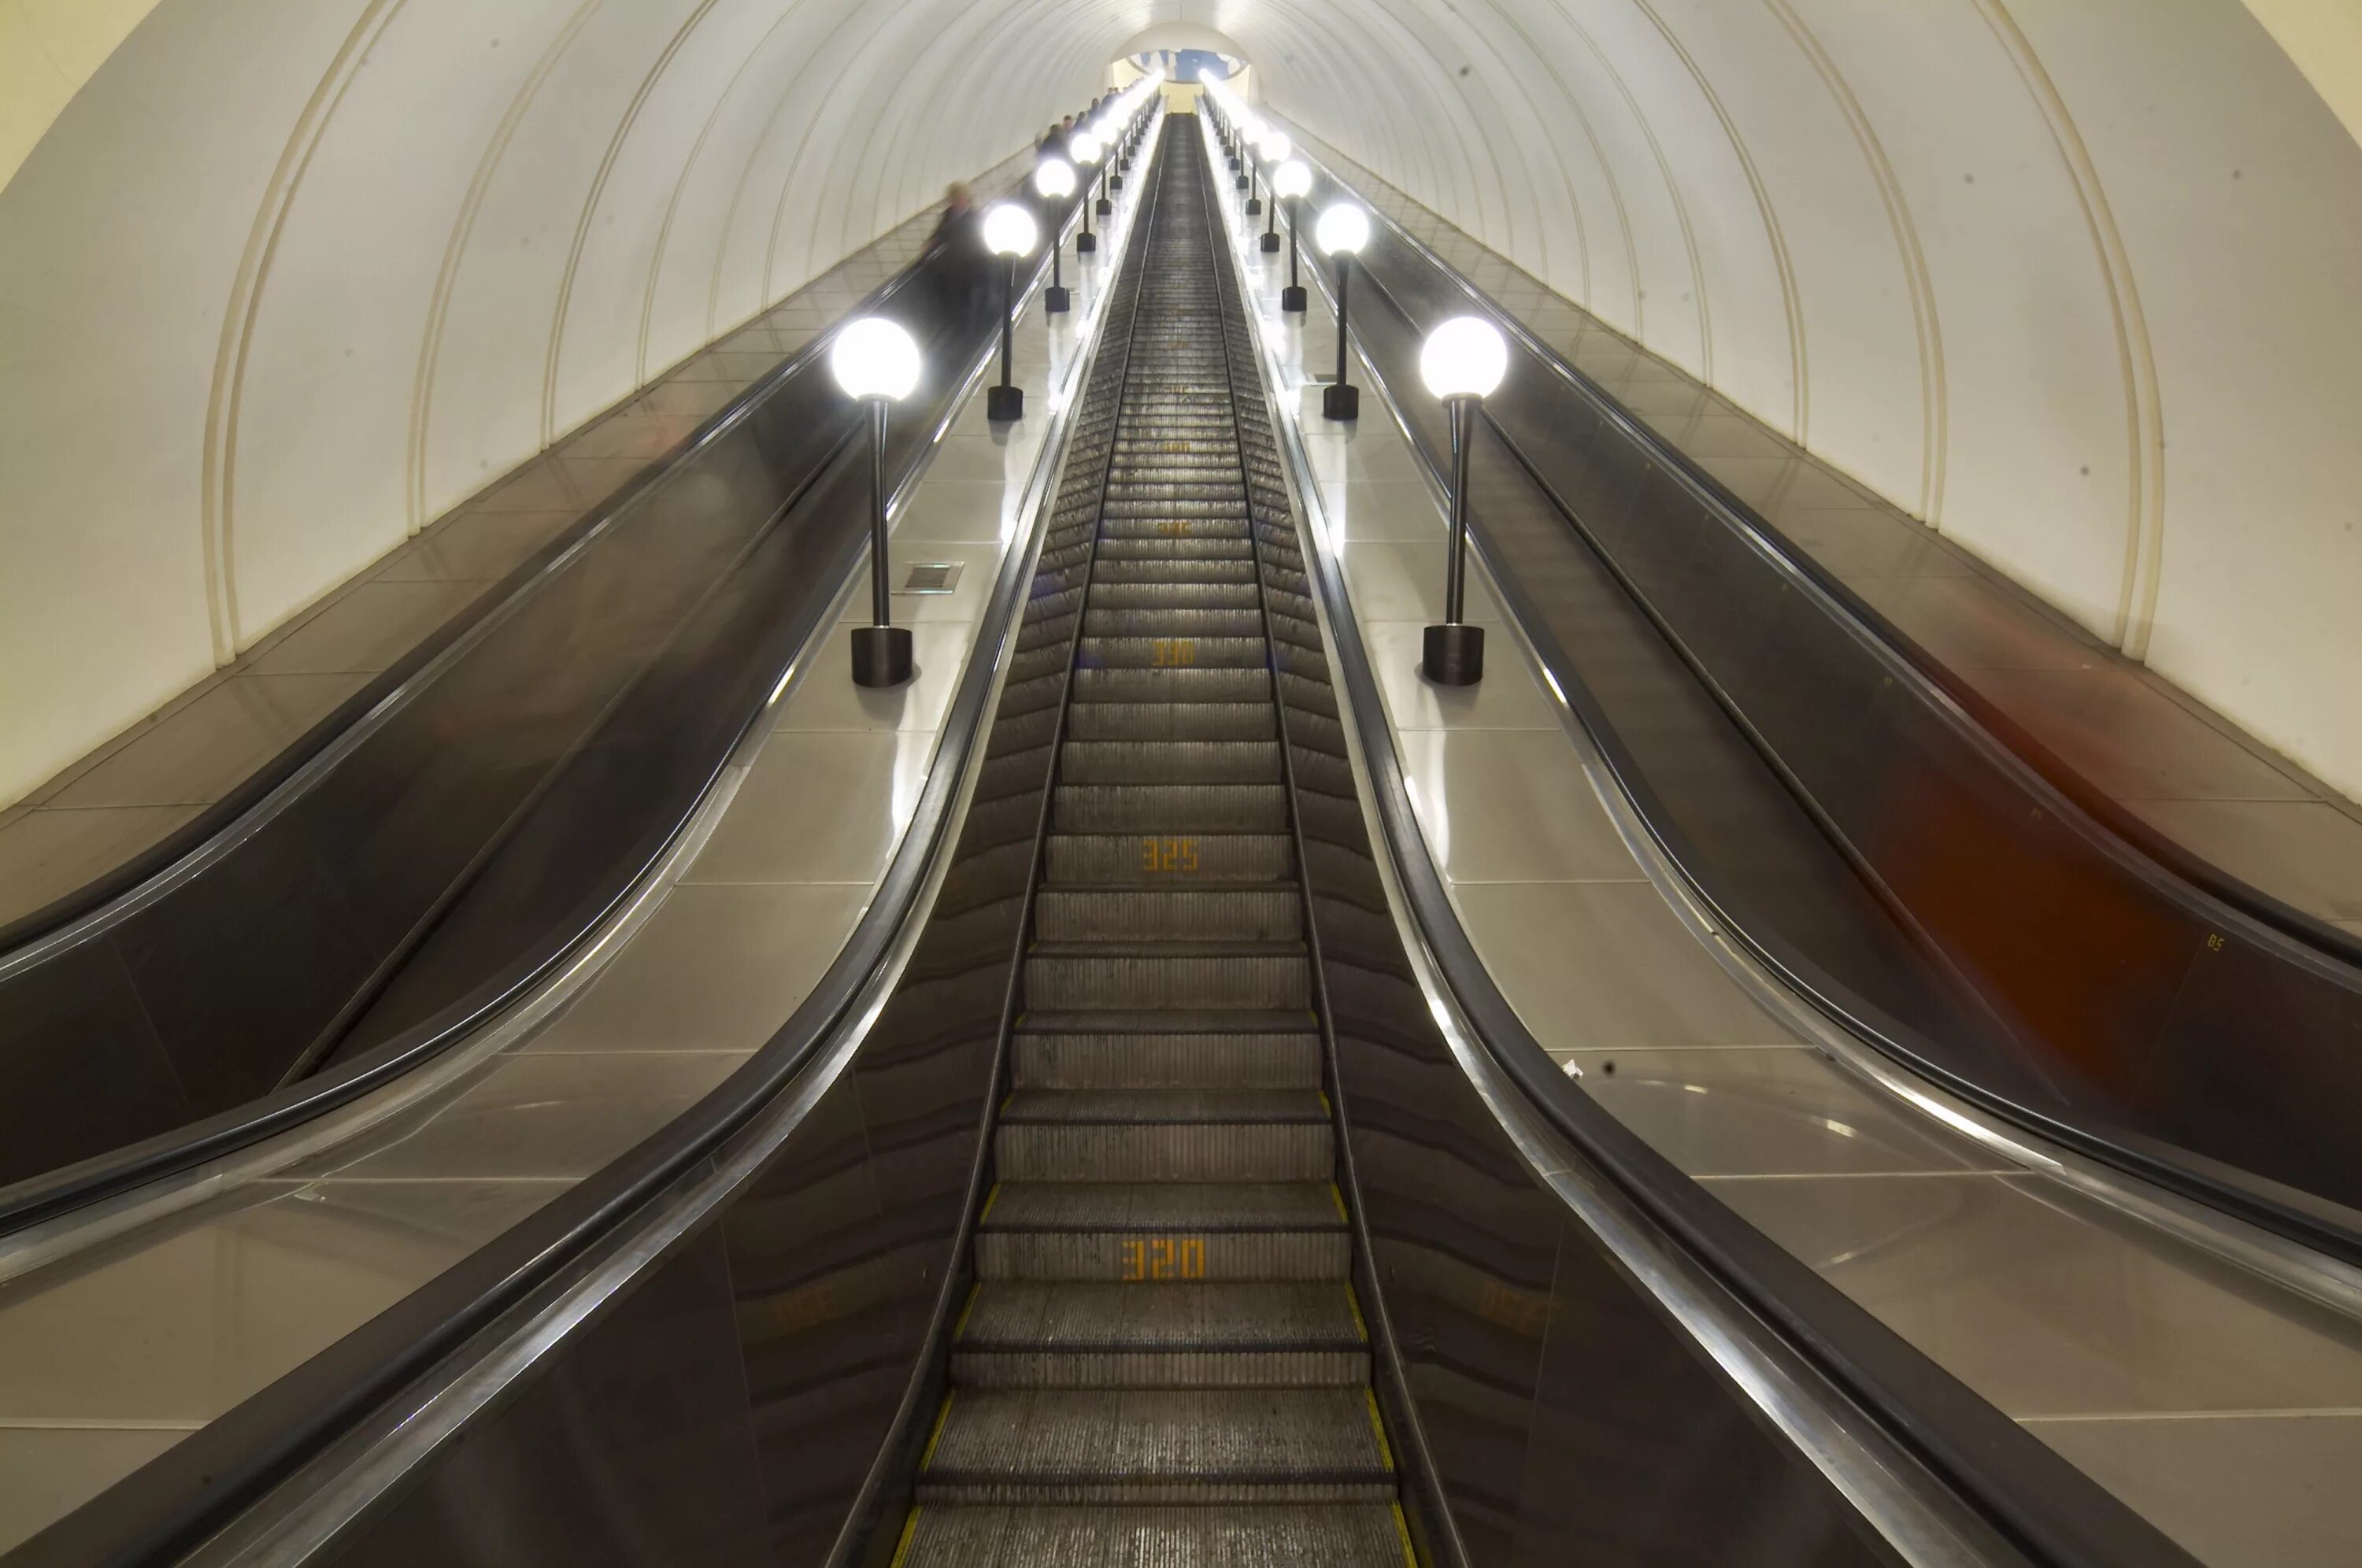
[979,1182,1001,1223]
[952,1281,983,1339]
[1390,1500,1416,1567]
[1365,1389,1397,1470]
[1328,1182,1348,1222]
[1343,1281,1369,1343]
[888,1507,924,1568]
[919,1392,956,1469]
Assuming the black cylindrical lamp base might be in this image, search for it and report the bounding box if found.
[1245,195,1261,215]
[1280,285,1306,312]
[852,624,914,688]
[1076,231,1098,253]
[1421,623,1485,686]
[1109,175,1124,190]
[1321,383,1361,421]
[1096,196,1112,216]
[1044,285,1071,314]
[1259,231,1281,253]
[987,383,1024,421]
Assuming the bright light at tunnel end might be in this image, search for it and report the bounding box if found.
[1420,316,1509,401]
[830,316,920,402]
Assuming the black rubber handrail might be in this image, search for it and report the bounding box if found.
[0,154,1088,1237]
[1,100,1160,1567]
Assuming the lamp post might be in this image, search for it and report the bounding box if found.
[1274,160,1312,312]
[1418,316,1509,686]
[1070,131,1102,253]
[1316,202,1370,420]
[1257,134,1290,252]
[1034,159,1075,313]
[983,202,1036,422]
[1091,118,1116,213]
[1237,116,1262,193]
[831,317,922,687]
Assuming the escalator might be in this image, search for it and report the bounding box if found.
[6,115,2196,1568]
[896,125,1402,1560]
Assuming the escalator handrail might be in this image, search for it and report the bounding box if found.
[1220,187,2205,1566]
[1272,127,2362,975]
[0,180,976,965]
[0,160,1086,1241]
[1246,124,2362,1270]
[1311,194,2362,1270]
[0,102,1160,1568]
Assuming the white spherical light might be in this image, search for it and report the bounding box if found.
[1069,130,1102,165]
[1419,316,1509,401]
[1239,116,1265,142]
[1033,159,1075,199]
[1315,202,1370,257]
[1257,132,1292,164]
[982,202,1038,257]
[1272,159,1312,200]
[830,316,920,402]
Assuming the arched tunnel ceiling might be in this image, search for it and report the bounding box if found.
[2,0,2360,812]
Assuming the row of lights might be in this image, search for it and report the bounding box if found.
[833,72,1511,693]
[1198,72,1508,685]
[832,72,1164,686]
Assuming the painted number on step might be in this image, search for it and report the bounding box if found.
[1156,519,1194,536]
[1151,638,1197,667]
[1142,836,1200,873]
[1120,1236,1207,1281]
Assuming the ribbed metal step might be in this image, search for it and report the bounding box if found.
[1057,739,1281,785]
[894,1504,1409,1566]
[994,1088,1330,1182]
[976,1182,1349,1281]
[1022,940,1312,1011]
[1052,782,1288,832]
[1035,885,1302,941]
[1069,666,1270,703]
[953,1282,1367,1388]
[918,1389,1394,1504]
[1042,832,1294,882]
[1063,700,1274,741]
[1013,1015,1324,1088]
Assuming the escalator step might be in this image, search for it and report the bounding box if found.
[1022,940,1311,1011]
[1013,1024,1323,1089]
[1043,832,1294,882]
[1082,607,1265,638]
[1052,783,1288,832]
[1075,634,1267,668]
[994,1089,1331,1182]
[1064,701,1274,741]
[1056,739,1281,785]
[916,1389,1394,1504]
[952,1281,1366,1388]
[977,1182,1347,1282]
[1035,885,1301,941]
[893,1503,1408,1567]
[1086,580,1259,608]
[1069,666,1270,702]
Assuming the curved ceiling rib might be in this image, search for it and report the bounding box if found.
[1,0,2358,818]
